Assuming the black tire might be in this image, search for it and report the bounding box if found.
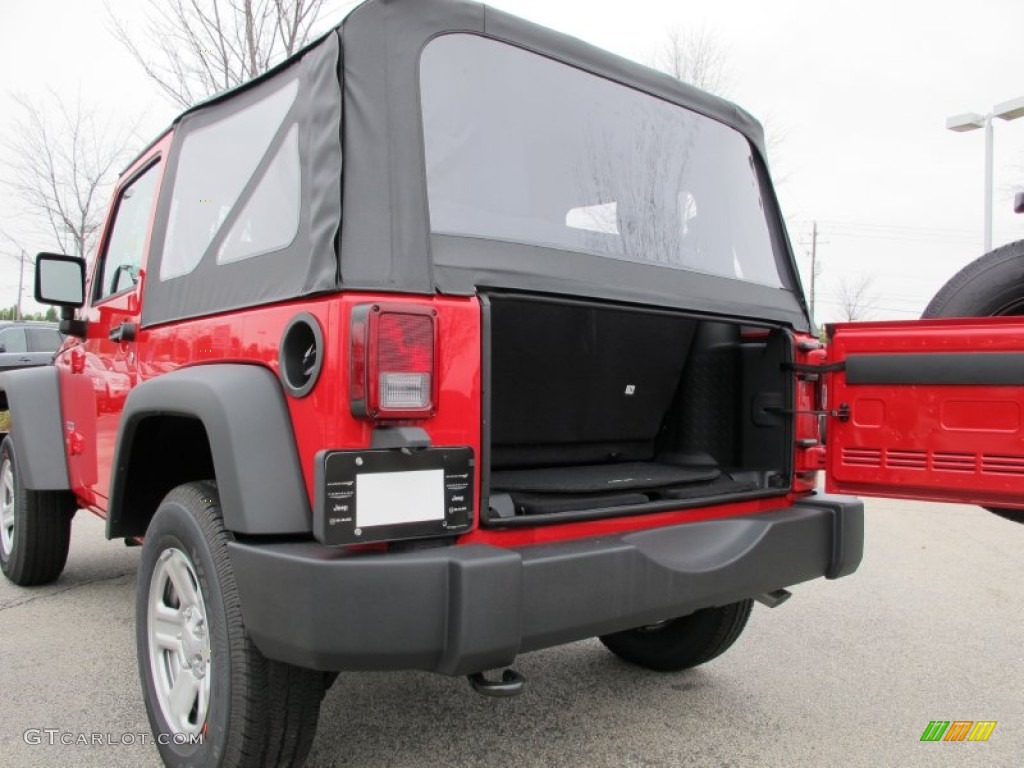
[922,239,1024,319]
[922,240,1024,525]
[599,600,753,672]
[137,482,326,768]
[0,436,74,586]
[987,508,1024,524]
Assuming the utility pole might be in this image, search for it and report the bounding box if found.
[16,249,26,321]
[14,250,30,319]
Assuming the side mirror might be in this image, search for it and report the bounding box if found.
[1015,191,1024,214]
[34,253,85,308]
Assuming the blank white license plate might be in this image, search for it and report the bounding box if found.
[355,469,446,528]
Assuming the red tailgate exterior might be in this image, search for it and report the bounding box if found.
[825,316,1024,508]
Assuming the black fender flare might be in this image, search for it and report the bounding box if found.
[107,364,311,537]
[0,367,71,490]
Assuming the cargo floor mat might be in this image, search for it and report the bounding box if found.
[655,477,762,500]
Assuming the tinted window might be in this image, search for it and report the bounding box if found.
[27,327,63,353]
[421,35,782,288]
[97,163,161,300]
[0,328,27,354]
[161,80,299,280]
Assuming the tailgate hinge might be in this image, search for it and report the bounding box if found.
[765,402,850,422]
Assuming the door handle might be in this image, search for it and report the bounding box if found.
[17,357,31,363]
[109,322,137,343]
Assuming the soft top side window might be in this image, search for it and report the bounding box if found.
[140,31,342,329]
[160,80,299,281]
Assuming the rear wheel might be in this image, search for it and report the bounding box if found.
[137,482,326,767]
[923,239,1024,524]
[599,600,753,672]
[0,436,74,586]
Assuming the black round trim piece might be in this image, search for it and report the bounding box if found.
[279,312,324,398]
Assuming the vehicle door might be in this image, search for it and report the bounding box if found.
[57,142,168,507]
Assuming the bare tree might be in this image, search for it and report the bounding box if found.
[650,26,791,186]
[2,91,139,261]
[834,274,877,321]
[109,0,343,109]
[651,26,731,96]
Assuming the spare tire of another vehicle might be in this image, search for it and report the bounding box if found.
[922,239,1024,524]
[923,239,1024,318]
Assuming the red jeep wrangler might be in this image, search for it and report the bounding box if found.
[3,1,1023,765]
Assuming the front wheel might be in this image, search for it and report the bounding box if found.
[137,482,326,767]
[599,600,753,672]
[0,436,74,586]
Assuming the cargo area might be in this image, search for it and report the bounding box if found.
[483,294,793,523]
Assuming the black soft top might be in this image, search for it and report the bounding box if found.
[141,0,809,331]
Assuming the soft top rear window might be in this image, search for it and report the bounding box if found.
[420,34,782,288]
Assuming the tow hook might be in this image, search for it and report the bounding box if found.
[467,669,525,698]
[755,589,792,608]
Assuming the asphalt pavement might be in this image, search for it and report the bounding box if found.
[0,496,1021,767]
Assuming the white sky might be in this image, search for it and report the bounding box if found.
[2,0,1023,323]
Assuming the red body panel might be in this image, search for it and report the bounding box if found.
[825,317,1024,508]
[61,291,483,522]
[137,293,483,515]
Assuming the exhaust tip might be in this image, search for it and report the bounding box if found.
[468,669,525,698]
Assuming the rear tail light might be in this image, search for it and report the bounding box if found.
[350,304,438,419]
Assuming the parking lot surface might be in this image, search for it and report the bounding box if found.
[0,496,1020,767]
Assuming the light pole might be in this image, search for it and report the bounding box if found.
[947,96,1024,253]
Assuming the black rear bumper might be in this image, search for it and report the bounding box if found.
[228,494,863,675]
